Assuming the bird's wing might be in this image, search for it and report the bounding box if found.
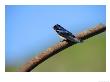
[58,30,75,37]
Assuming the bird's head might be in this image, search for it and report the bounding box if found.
[53,24,63,31]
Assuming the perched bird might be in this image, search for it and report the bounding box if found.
[53,24,81,43]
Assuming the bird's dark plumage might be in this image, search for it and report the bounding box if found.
[53,24,81,43]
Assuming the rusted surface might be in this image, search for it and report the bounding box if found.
[18,24,106,72]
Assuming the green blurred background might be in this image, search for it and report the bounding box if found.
[6,32,106,72]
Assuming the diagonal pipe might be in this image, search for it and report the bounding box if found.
[18,24,106,72]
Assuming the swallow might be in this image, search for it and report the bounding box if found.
[53,24,81,43]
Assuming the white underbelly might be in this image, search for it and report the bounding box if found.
[58,35,66,40]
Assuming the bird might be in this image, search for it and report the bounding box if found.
[53,24,81,43]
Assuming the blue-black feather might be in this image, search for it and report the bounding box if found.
[53,24,81,43]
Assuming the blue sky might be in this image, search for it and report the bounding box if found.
[5,5,106,66]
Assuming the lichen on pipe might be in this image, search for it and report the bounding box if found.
[18,24,106,72]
